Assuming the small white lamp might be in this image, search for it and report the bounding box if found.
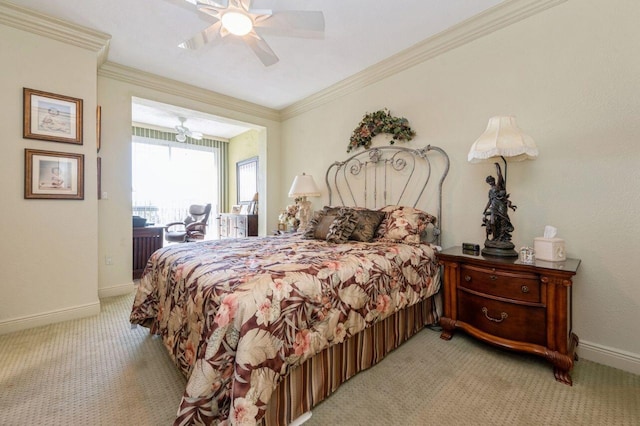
[468,116,538,257]
[288,173,320,230]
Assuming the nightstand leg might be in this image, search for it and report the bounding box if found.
[553,365,573,386]
[547,333,579,386]
[439,317,456,340]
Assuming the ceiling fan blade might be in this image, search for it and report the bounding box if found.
[193,0,227,7]
[255,10,324,39]
[178,21,222,50]
[232,0,252,12]
[243,32,279,66]
[190,132,204,140]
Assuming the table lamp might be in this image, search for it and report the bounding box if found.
[288,173,320,230]
[468,116,538,257]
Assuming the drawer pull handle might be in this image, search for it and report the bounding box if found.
[482,307,508,323]
[464,275,471,282]
[489,275,498,281]
[521,285,530,293]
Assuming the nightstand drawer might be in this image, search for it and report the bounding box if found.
[459,265,540,303]
[458,291,546,346]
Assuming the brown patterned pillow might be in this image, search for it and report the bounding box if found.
[349,209,386,242]
[326,208,358,243]
[303,210,337,239]
[375,206,436,244]
[321,205,342,216]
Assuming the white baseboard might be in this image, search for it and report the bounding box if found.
[98,282,135,299]
[290,412,312,426]
[578,340,640,376]
[0,301,101,335]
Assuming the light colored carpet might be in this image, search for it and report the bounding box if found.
[1,293,639,425]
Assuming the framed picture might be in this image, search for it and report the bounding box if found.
[240,204,249,215]
[25,149,84,200]
[96,105,102,152]
[23,88,83,145]
[231,205,242,214]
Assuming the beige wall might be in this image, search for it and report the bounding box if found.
[228,130,259,208]
[280,0,640,372]
[0,24,100,331]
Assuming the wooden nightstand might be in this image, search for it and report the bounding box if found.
[438,246,581,385]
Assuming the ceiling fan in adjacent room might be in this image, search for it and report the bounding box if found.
[175,117,203,142]
[179,0,325,66]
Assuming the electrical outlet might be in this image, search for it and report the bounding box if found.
[105,256,113,265]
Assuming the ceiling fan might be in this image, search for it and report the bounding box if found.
[175,117,203,142]
[179,0,325,66]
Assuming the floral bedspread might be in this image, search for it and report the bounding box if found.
[130,234,440,425]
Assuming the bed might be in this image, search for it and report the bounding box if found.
[130,145,450,426]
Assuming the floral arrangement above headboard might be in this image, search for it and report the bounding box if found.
[347,109,416,153]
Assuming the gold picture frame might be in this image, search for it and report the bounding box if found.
[25,149,84,200]
[23,88,83,145]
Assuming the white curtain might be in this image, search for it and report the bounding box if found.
[132,137,219,227]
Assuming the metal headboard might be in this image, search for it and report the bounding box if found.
[325,145,450,245]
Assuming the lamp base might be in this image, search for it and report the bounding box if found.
[297,198,312,231]
[481,247,518,257]
[482,240,518,257]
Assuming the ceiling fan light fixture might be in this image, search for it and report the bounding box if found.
[221,11,253,36]
[176,133,187,142]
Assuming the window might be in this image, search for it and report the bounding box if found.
[236,156,258,205]
[132,138,219,227]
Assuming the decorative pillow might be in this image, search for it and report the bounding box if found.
[375,206,436,244]
[303,210,337,240]
[321,206,343,216]
[326,208,358,243]
[349,209,386,242]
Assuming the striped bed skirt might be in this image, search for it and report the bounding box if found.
[261,294,440,425]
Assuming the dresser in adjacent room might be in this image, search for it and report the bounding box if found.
[438,246,581,385]
[218,214,258,239]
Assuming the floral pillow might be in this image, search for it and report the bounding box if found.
[375,206,436,244]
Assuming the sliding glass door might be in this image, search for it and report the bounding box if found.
[132,139,219,229]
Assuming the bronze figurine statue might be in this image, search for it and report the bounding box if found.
[481,162,518,257]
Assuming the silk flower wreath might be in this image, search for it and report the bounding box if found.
[347,108,416,153]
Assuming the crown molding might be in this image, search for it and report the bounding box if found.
[98,62,281,122]
[0,0,111,65]
[280,0,568,120]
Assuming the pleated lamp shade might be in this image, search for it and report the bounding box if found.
[288,173,320,198]
[468,116,538,163]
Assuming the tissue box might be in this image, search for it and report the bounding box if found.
[534,237,566,262]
